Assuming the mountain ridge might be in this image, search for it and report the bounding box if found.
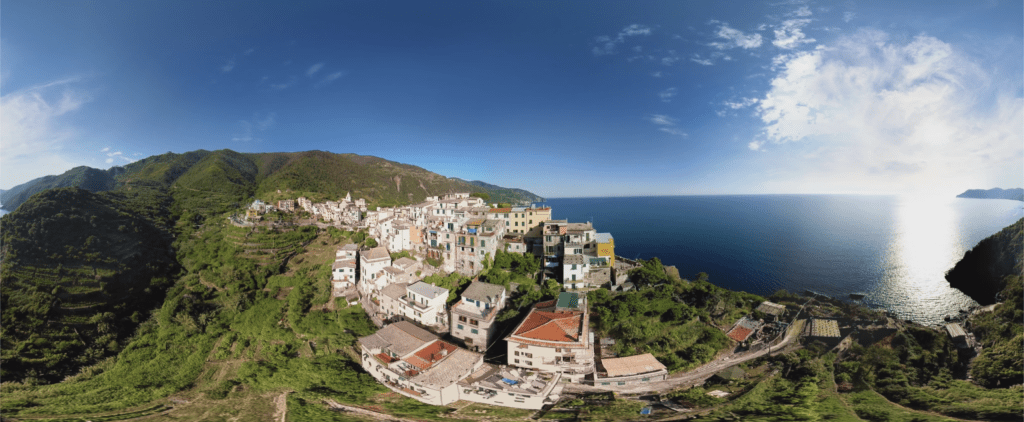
[0,150,543,211]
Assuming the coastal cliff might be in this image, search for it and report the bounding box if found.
[945,218,1023,305]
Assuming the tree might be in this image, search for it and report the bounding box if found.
[470,192,490,202]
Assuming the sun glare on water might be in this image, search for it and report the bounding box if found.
[876,196,975,322]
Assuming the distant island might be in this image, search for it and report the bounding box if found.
[956,187,1024,201]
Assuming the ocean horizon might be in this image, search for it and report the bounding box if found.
[537,194,1023,326]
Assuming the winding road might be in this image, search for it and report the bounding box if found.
[564,319,805,395]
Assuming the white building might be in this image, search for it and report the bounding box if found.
[505,292,595,383]
[379,281,449,330]
[360,246,392,294]
[332,259,357,288]
[450,282,506,352]
[458,363,563,409]
[358,321,484,406]
[337,243,359,260]
[562,254,590,289]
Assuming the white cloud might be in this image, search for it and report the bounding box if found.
[658,87,678,102]
[773,19,815,49]
[691,55,713,66]
[592,24,653,56]
[221,59,235,73]
[709,23,763,50]
[101,149,137,165]
[306,63,324,76]
[0,78,90,188]
[648,114,687,136]
[660,127,687,136]
[753,29,1024,194]
[748,141,764,151]
[648,114,677,126]
[792,6,812,17]
[652,71,664,78]
[843,12,856,23]
[724,97,759,109]
[232,112,276,142]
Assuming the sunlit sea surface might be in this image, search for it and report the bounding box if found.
[541,195,1023,326]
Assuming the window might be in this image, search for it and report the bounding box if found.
[601,382,610,386]
[526,361,533,366]
[470,319,479,326]
[618,382,625,385]
[458,316,467,322]
[514,351,520,356]
[561,356,570,362]
[457,324,464,330]
[642,378,650,382]
[480,240,485,247]
[515,359,520,364]
[471,328,479,334]
[555,348,561,352]
[571,264,577,270]
[524,353,533,358]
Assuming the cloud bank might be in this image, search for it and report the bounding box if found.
[753,29,1023,193]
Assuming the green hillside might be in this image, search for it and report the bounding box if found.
[1,149,543,212]
[0,166,123,212]
[0,187,178,382]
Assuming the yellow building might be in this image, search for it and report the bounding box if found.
[596,233,614,267]
[510,206,551,235]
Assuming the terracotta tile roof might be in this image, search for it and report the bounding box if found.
[376,353,399,364]
[412,340,460,367]
[405,355,432,370]
[727,326,753,342]
[512,310,584,343]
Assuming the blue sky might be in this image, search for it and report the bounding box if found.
[2,1,1021,197]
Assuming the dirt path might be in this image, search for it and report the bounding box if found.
[323,399,422,422]
[272,391,289,422]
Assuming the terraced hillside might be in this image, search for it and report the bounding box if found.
[0,187,178,382]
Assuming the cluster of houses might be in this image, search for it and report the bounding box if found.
[357,285,669,409]
[275,192,669,409]
[261,192,622,289]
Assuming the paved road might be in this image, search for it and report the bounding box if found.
[564,319,805,395]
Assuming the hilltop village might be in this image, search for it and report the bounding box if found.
[238,192,819,410]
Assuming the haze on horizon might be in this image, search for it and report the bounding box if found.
[1,1,1021,198]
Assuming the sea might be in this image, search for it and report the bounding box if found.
[538,195,1023,326]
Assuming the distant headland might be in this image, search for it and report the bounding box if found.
[956,187,1024,202]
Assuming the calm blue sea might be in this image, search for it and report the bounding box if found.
[539,195,1023,326]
